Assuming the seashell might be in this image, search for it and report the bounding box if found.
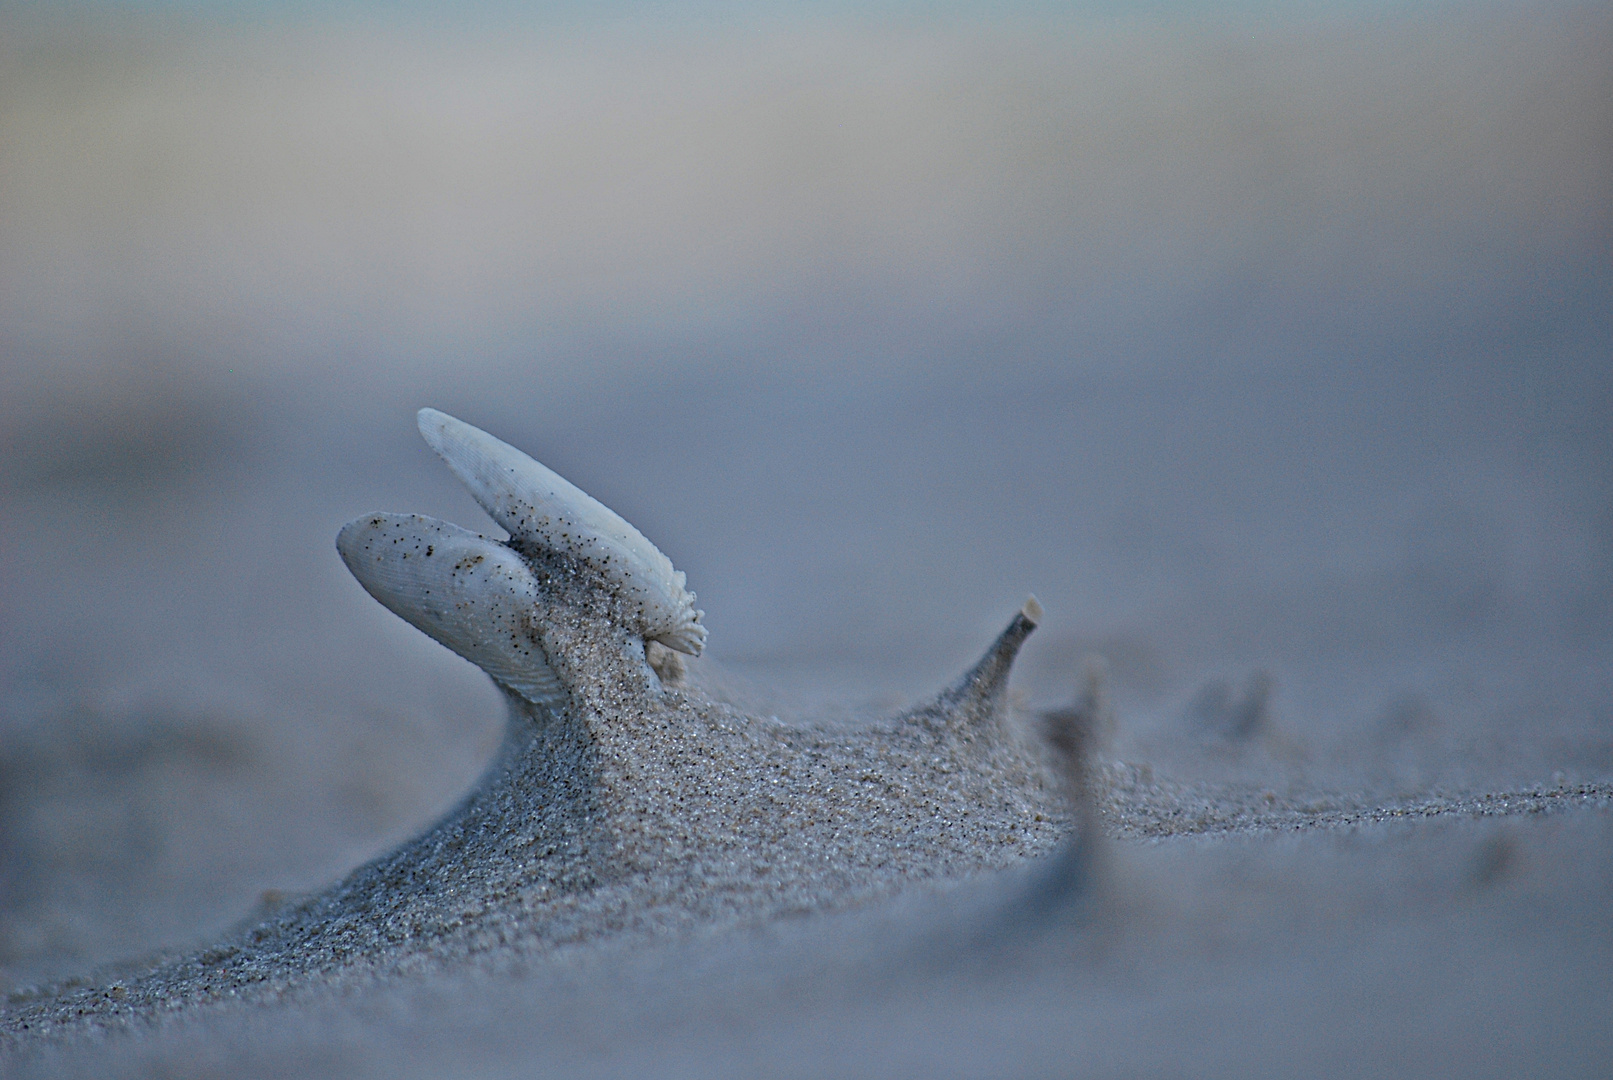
[336,513,565,709]
[417,408,706,655]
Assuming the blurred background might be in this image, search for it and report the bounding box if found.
[1,1,1609,988]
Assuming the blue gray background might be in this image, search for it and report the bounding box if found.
[1,0,1609,1001]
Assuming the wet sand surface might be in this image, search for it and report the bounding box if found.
[2,4,1610,1075]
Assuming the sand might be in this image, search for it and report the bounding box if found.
[2,6,1609,1075]
[3,587,1608,1074]
[5,709,1608,1076]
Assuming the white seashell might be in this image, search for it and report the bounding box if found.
[417,408,706,656]
[336,513,565,709]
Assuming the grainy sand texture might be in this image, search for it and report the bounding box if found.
[2,2,1610,1075]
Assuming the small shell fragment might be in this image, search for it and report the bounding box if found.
[417,408,706,656]
[337,513,565,708]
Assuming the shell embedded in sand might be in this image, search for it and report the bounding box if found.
[416,407,706,656]
[3,408,1068,1039]
[336,513,566,709]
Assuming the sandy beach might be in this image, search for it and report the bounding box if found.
[1,3,1609,1074]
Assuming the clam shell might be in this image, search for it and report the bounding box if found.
[336,513,565,708]
[417,408,706,656]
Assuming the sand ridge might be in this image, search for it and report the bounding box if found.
[0,575,1066,1041]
